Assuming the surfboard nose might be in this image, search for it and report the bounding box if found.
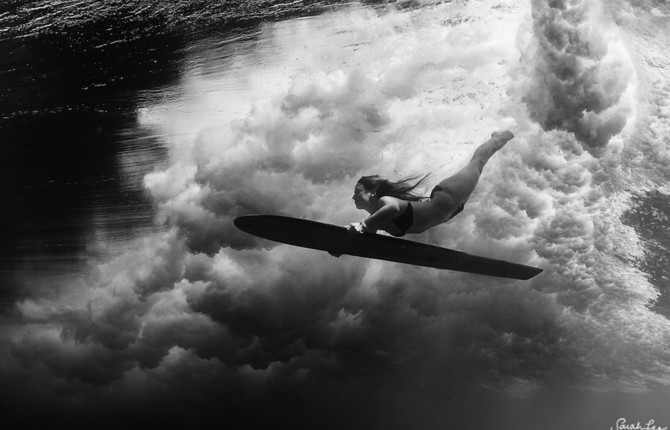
[233,215,259,234]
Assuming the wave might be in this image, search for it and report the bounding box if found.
[3,0,670,428]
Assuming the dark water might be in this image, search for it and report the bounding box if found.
[0,0,369,299]
[1,37,172,303]
[623,191,670,317]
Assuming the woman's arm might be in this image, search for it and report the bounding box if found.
[348,197,401,233]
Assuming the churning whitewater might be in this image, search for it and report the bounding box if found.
[2,0,670,428]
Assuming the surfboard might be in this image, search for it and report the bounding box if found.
[234,215,543,280]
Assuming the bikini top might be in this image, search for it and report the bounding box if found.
[391,203,413,237]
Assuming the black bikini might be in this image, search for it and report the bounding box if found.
[431,185,465,219]
[391,203,414,237]
[390,186,465,237]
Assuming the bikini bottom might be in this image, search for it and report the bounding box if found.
[430,185,465,220]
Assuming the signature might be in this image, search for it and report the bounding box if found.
[611,418,668,430]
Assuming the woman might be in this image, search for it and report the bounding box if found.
[348,130,514,236]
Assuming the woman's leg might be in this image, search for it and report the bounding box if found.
[435,130,513,204]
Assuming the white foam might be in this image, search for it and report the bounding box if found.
[7,1,670,415]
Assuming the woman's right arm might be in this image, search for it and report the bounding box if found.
[348,197,401,233]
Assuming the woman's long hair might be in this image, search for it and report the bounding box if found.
[358,174,430,202]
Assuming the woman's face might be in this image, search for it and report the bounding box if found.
[352,182,376,210]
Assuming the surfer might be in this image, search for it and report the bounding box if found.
[349,130,514,237]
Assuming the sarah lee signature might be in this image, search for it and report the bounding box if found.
[611,418,668,430]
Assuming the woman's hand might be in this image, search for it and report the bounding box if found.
[346,221,367,234]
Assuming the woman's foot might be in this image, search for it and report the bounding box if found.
[491,130,514,142]
[470,130,514,170]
